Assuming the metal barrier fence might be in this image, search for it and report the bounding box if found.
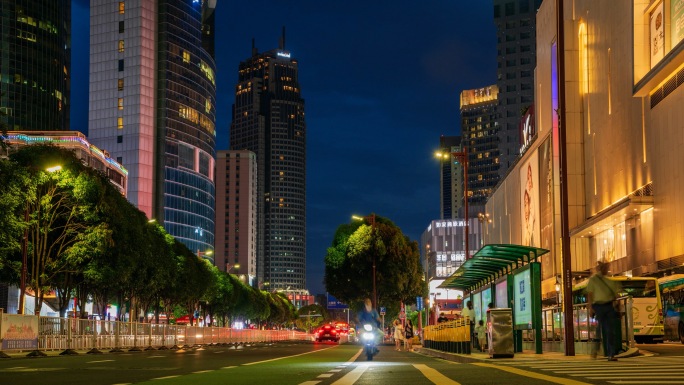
[422,318,471,354]
[421,297,635,356]
[1,313,311,357]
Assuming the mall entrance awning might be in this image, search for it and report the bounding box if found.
[438,244,550,292]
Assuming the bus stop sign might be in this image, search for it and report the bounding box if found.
[379,307,386,315]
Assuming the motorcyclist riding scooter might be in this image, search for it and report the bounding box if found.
[357,298,381,361]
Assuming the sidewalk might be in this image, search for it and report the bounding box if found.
[413,345,640,363]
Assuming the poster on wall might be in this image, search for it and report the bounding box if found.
[520,150,540,247]
[539,138,554,279]
[473,290,482,324]
[513,267,532,329]
[1,314,38,350]
[651,1,665,69]
[481,287,492,313]
[673,0,684,48]
[495,279,508,308]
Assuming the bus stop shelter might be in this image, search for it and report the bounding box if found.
[439,244,549,353]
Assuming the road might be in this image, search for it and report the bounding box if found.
[2,341,684,385]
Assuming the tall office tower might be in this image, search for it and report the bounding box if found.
[215,150,257,285]
[89,1,217,258]
[0,0,71,132]
[438,135,463,220]
[229,35,306,290]
[493,0,542,177]
[460,85,500,217]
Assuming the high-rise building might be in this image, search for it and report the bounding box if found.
[0,0,71,132]
[89,0,217,258]
[493,0,542,177]
[437,135,462,220]
[229,35,306,290]
[460,85,500,216]
[215,150,257,285]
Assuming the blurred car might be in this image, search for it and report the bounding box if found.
[314,324,340,343]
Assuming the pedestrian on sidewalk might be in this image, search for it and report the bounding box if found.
[587,261,621,361]
[461,300,476,349]
[393,319,405,351]
[404,319,414,351]
[475,320,487,352]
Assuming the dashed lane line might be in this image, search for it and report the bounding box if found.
[473,362,592,385]
[192,370,213,374]
[330,364,369,385]
[412,364,461,385]
[317,373,333,378]
[151,375,180,380]
[243,346,337,366]
[87,360,115,364]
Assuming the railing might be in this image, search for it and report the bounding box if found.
[1,314,311,356]
[523,296,634,353]
[422,318,471,354]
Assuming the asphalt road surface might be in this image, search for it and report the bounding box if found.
[2,341,684,385]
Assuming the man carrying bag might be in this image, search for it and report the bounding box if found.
[586,261,621,361]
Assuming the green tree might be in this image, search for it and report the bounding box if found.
[324,215,426,311]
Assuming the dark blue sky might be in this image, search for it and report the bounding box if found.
[71,1,497,296]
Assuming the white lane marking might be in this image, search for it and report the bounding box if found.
[347,349,362,362]
[330,364,369,385]
[152,375,180,380]
[608,380,684,384]
[558,368,684,374]
[318,373,333,378]
[87,360,115,364]
[330,369,342,372]
[243,346,337,366]
[413,364,462,385]
[8,367,28,370]
[193,370,213,374]
[147,356,165,359]
[221,366,237,369]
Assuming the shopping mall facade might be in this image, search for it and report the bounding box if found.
[483,0,684,303]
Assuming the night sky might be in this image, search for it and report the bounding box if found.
[71,0,497,296]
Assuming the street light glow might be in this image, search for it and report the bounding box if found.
[46,165,62,173]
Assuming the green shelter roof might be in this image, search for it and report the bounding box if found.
[438,244,550,292]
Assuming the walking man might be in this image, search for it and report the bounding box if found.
[587,261,621,361]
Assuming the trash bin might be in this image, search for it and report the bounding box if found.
[487,308,514,358]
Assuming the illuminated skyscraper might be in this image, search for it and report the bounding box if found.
[460,85,500,216]
[0,0,71,132]
[89,0,217,257]
[437,135,462,220]
[494,0,542,177]
[229,34,307,290]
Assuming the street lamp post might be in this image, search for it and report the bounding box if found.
[451,147,470,260]
[226,263,240,274]
[352,213,377,308]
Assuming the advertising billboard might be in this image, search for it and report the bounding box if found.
[495,279,508,309]
[651,1,665,68]
[520,151,540,247]
[673,0,684,47]
[513,263,541,330]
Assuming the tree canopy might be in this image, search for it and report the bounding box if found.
[324,214,425,318]
[0,144,297,327]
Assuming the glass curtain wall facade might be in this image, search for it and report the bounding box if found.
[157,1,217,256]
[493,0,542,177]
[230,45,306,290]
[0,0,70,132]
[89,0,216,258]
[438,135,462,220]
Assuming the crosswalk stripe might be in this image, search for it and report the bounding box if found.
[413,364,461,385]
[330,364,368,385]
[473,363,592,385]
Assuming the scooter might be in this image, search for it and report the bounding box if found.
[361,324,377,361]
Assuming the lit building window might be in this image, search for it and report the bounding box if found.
[119,2,125,14]
[118,78,124,90]
[118,40,124,52]
[117,117,123,129]
[183,51,190,63]
[118,98,123,110]
[205,98,211,113]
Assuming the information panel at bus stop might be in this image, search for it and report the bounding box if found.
[512,262,542,353]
